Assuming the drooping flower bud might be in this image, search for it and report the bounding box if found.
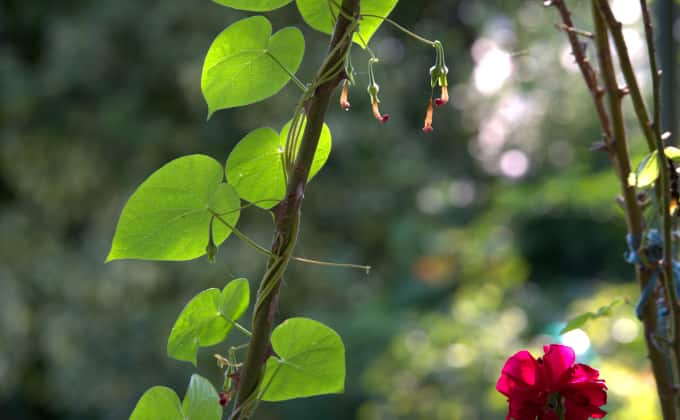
[423,98,434,133]
[340,79,351,111]
[430,40,449,106]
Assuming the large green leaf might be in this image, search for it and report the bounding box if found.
[182,375,222,420]
[168,278,250,365]
[225,119,331,209]
[260,317,345,402]
[129,375,220,420]
[295,0,398,48]
[202,16,305,117]
[130,387,183,420]
[107,155,240,262]
[212,0,293,11]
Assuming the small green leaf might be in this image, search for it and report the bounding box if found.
[212,0,293,11]
[630,151,659,188]
[202,16,305,116]
[168,278,250,365]
[107,155,241,262]
[225,119,331,209]
[295,0,398,48]
[182,375,222,420]
[560,299,623,335]
[130,386,183,420]
[665,146,680,162]
[129,375,221,420]
[260,317,345,402]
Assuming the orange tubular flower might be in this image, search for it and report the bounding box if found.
[422,98,434,133]
[372,99,389,123]
[340,79,351,111]
[435,85,449,106]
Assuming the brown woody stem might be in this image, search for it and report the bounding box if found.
[230,1,360,418]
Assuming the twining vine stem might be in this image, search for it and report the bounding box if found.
[230,0,360,418]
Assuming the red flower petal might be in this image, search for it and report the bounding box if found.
[542,344,575,385]
[497,351,545,396]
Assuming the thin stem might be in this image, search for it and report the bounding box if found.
[641,0,662,139]
[230,320,253,337]
[361,14,436,46]
[596,0,656,152]
[549,0,613,143]
[292,256,371,273]
[266,52,308,92]
[210,209,370,272]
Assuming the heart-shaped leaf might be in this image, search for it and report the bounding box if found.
[202,16,305,117]
[168,278,250,365]
[295,0,398,48]
[107,155,241,262]
[212,0,293,11]
[130,375,221,420]
[260,317,345,401]
[225,119,331,209]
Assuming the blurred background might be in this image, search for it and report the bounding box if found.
[1,0,678,418]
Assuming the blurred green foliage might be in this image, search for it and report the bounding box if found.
[1,0,674,419]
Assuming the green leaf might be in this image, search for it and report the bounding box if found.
[630,150,659,188]
[107,155,240,262]
[295,0,398,48]
[665,146,680,162]
[225,119,332,209]
[260,317,345,402]
[168,278,250,365]
[129,375,220,420]
[201,16,305,117]
[182,375,222,420]
[130,386,183,420]
[560,299,623,335]
[212,0,293,11]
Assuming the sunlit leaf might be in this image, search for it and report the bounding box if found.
[665,146,680,162]
[225,119,331,209]
[212,0,293,11]
[260,317,345,401]
[130,387,183,420]
[202,16,305,117]
[129,375,220,420]
[630,151,658,188]
[182,375,222,420]
[295,0,398,48]
[107,155,240,262]
[168,278,250,365]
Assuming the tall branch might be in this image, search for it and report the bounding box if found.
[231,0,360,418]
[595,0,680,417]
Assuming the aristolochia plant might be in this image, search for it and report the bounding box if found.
[107,1,450,419]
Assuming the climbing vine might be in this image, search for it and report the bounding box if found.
[107,0,450,418]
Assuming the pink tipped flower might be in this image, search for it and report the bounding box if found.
[496,344,607,420]
[434,85,449,106]
[371,96,389,123]
[340,79,351,111]
[422,98,434,133]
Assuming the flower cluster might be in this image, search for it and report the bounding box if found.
[339,41,449,132]
[496,344,607,420]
